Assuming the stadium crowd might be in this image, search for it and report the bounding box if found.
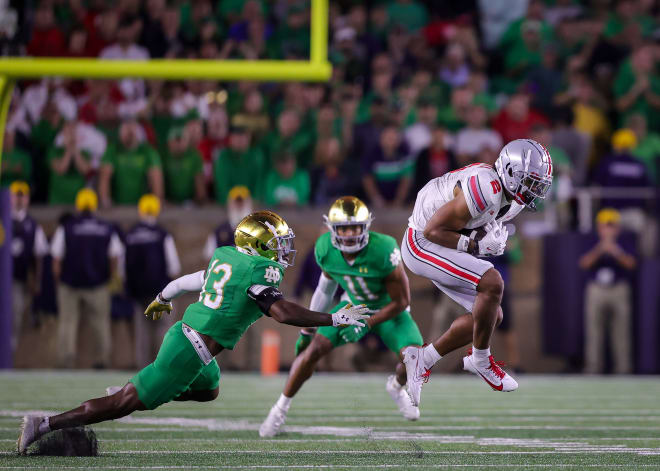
[0,0,658,213]
[2,0,659,373]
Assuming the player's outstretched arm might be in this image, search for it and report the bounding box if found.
[423,187,474,250]
[145,270,206,320]
[247,285,368,327]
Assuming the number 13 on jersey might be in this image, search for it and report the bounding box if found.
[200,260,233,309]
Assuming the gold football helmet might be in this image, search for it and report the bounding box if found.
[234,210,296,267]
[323,196,373,253]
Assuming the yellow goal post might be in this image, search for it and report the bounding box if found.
[0,0,332,173]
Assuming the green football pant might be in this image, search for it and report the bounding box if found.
[130,321,220,410]
[317,301,423,353]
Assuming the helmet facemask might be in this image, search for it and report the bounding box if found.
[324,216,372,253]
[512,171,552,210]
[261,220,296,268]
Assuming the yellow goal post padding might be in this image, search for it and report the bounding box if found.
[0,0,331,174]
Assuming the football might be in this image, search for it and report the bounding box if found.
[459,226,489,242]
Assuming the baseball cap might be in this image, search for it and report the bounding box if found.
[228,186,251,201]
[75,188,98,212]
[138,194,161,217]
[9,181,30,195]
[596,208,621,225]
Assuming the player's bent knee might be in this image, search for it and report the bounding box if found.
[115,384,143,413]
[305,337,333,363]
[496,307,504,326]
[203,387,219,401]
[478,268,504,301]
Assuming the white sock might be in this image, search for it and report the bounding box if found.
[38,417,51,434]
[422,344,442,368]
[393,375,404,388]
[472,346,491,366]
[276,394,292,412]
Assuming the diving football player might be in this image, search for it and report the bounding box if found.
[17,211,368,454]
[260,197,423,437]
[400,139,553,405]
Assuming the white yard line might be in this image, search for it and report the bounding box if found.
[1,466,660,470]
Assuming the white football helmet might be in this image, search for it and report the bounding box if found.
[494,139,553,210]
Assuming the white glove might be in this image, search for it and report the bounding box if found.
[331,303,370,327]
[478,221,508,257]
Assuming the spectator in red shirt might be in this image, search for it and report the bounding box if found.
[198,108,229,183]
[85,9,119,57]
[26,5,66,57]
[493,91,549,143]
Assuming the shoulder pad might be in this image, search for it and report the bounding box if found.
[464,168,503,217]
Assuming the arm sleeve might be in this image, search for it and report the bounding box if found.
[309,273,339,313]
[203,234,217,261]
[33,225,50,256]
[50,226,65,259]
[161,270,206,300]
[163,234,182,278]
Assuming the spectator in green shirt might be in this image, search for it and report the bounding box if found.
[163,126,206,204]
[213,125,265,204]
[260,108,313,168]
[47,121,93,205]
[628,113,660,184]
[1,129,32,188]
[614,44,660,132]
[98,120,164,207]
[386,0,428,33]
[263,151,310,207]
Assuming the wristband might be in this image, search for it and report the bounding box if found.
[457,234,471,252]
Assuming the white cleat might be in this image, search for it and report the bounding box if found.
[401,346,431,407]
[386,375,420,421]
[17,415,46,455]
[463,350,518,392]
[259,404,288,438]
[105,386,123,396]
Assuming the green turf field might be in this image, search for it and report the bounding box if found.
[1,371,659,470]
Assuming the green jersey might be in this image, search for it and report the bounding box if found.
[101,142,162,205]
[314,231,401,312]
[182,246,284,349]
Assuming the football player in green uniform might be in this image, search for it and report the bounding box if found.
[260,197,424,437]
[17,211,368,454]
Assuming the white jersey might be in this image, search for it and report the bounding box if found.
[409,163,523,232]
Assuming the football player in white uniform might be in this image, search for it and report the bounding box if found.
[400,139,553,405]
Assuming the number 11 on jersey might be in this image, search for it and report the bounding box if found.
[343,275,377,301]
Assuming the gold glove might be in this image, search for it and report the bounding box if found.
[144,293,173,321]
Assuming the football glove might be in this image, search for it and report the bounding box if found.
[478,221,508,257]
[339,320,370,343]
[294,329,315,356]
[331,303,369,327]
[144,293,173,321]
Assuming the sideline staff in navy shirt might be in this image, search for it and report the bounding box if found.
[50,188,122,369]
[125,194,181,368]
[9,181,49,353]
